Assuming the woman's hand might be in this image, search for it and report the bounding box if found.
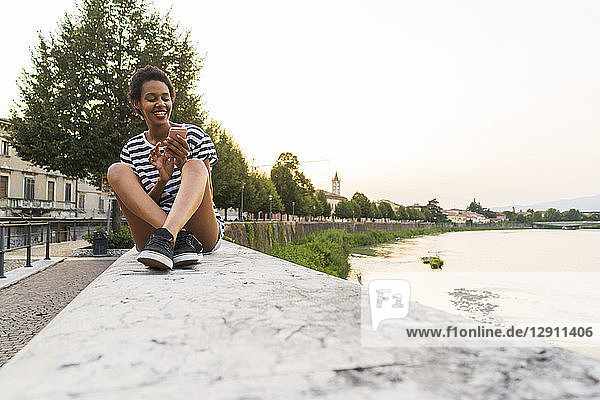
[164,133,190,170]
[149,143,174,183]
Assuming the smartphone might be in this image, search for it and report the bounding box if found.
[168,126,187,139]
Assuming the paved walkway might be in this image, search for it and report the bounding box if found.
[0,257,115,367]
[2,240,89,273]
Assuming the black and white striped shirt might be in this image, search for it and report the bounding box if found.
[120,123,223,224]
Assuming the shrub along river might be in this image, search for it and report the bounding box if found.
[348,229,600,358]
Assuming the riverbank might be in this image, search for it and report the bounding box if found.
[268,226,523,279]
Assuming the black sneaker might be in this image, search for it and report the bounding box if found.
[137,228,174,270]
[173,230,203,268]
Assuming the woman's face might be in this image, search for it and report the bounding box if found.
[135,80,173,127]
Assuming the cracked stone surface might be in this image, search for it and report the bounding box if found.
[0,241,599,399]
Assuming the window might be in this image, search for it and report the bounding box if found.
[79,193,85,209]
[98,196,104,212]
[1,140,9,156]
[65,183,72,203]
[24,177,35,200]
[47,181,55,201]
[0,176,8,198]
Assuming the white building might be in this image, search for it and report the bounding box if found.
[317,172,347,216]
[443,209,491,224]
[0,118,107,218]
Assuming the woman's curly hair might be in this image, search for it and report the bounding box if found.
[128,66,175,115]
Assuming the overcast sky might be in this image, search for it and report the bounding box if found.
[2,0,599,209]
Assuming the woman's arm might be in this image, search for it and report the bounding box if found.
[148,178,167,203]
[148,143,174,204]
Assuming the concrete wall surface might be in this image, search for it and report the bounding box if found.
[0,242,599,399]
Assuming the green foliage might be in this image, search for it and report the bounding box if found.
[270,230,351,278]
[207,121,249,217]
[268,226,520,279]
[244,171,283,216]
[10,0,205,183]
[466,199,496,219]
[395,205,408,220]
[424,198,448,223]
[504,207,589,223]
[316,191,332,218]
[244,222,255,248]
[84,225,134,249]
[334,199,359,219]
[351,192,372,219]
[378,202,394,221]
[270,152,315,216]
[427,257,444,269]
[562,208,583,221]
[108,225,135,249]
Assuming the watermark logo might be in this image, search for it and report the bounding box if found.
[368,279,411,331]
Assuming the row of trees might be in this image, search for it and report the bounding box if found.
[209,127,332,220]
[468,200,600,223]
[504,208,600,223]
[334,196,448,223]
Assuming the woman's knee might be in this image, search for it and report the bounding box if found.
[182,159,209,177]
[107,163,133,185]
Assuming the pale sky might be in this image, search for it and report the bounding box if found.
[2,0,599,209]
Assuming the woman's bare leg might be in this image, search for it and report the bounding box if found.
[108,161,218,250]
[107,163,167,228]
[162,159,218,248]
[114,194,155,250]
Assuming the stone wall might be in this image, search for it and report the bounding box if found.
[1,241,598,399]
[223,221,443,253]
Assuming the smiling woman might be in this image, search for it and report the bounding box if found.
[107,66,224,270]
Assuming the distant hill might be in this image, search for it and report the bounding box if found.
[493,194,600,212]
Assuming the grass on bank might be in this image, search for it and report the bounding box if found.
[268,226,508,279]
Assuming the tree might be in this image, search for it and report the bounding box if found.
[466,198,496,219]
[207,122,249,220]
[297,192,316,219]
[351,192,372,220]
[532,211,544,222]
[350,200,361,220]
[370,201,381,220]
[407,207,424,221]
[425,198,448,223]
[467,199,485,214]
[395,205,408,221]
[316,191,332,219]
[378,202,394,221]
[334,199,353,219]
[562,208,583,221]
[244,171,282,218]
[544,208,562,222]
[270,152,314,217]
[9,0,205,184]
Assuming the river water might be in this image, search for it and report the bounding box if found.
[348,229,600,357]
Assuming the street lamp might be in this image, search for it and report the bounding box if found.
[269,195,273,220]
[292,201,295,221]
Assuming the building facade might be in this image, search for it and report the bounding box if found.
[0,118,107,218]
[316,172,347,216]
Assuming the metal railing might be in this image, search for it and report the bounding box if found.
[0,218,108,279]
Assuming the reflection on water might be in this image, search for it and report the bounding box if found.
[448,288,500,324]
[349,229,600,357]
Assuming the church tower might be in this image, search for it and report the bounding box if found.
[332,172,340,195]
